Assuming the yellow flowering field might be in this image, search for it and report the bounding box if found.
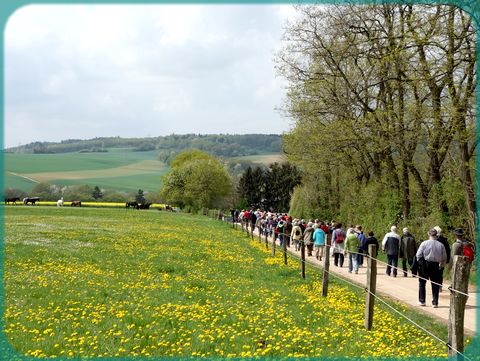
[3,206,474,358]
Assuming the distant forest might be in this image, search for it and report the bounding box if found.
[6,134,282,160]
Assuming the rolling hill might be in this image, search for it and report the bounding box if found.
[4,134,283,193]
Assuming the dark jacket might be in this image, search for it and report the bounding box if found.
[365,236,379,257]
[438,235,451,264]
[284,221,293,237]
[382,231,401,256]
[400,233,417,259]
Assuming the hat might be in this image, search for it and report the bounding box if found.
[454,228,465,237]
[433,226,442,235]
[390,226,397,233]
[307,222,313,227]
[402,227,409,234]
[428,228,438,237]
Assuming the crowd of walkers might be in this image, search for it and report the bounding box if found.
[231,209,476,309]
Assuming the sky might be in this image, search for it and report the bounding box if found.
[4,4,298,148]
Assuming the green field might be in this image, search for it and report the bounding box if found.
[4,149,166,193]
[3,206,461,358]
[3,150,285,194]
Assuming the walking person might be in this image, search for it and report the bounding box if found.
[345,230,360,274]
[291,221,303,251]
[400,227,418,277]
[433,226,450,291]
[303,222,315,256]
[382,226,401,277]
[313,222,326,261]
[416,228,447,308]
[364,231,379,257]
[277,218,284,246]
[355,225,367,266]
[331,223,346,267]
[284,217,293,248]
[250,209,257,234]
[451,228,476,264]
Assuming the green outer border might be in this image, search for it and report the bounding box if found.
[0,0,478,360]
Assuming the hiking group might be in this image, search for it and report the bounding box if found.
[232,209,476,309]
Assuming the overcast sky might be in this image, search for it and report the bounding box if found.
[4,4,298,148]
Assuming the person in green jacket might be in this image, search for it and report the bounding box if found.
[345,229,360,274]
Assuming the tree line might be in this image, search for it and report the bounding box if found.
[7,134,282,159]
[275,4,476,237]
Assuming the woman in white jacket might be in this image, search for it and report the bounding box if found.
[291,221,303,251]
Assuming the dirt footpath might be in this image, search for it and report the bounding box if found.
[248,228,477,335]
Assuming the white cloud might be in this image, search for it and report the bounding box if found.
[4,4,297,148]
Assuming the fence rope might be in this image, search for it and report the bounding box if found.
[343,249,471,298]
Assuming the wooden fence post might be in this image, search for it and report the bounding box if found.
[322,245,330,297]
[271,231,276,257]
[448,255,470,359]
[283,230,287,265]
[265,225,269,250]
[301,241,306,279]
[365,244,377,330]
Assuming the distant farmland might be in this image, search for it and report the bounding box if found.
[4,149,283,193]
[4,149,167,193]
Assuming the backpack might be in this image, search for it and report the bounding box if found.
[295,229,300,236]
[335,230,344,244]
[462,242,475,263]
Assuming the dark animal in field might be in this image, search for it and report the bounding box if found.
[71,201,82,207]
[138,202,152,210]
[23,197,40,205]
[126,201,138,209]
[4,197,21,204]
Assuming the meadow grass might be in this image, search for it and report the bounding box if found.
[3,207,473,358]
[5,149,159,173]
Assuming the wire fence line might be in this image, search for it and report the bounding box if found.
[331,248,472,298]
[218,216,475,360]
[242,219,471,298]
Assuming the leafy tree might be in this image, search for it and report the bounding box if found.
[92,186,103,200]
[30,182,60,201]
[236,162,302,212]
[276,4,476,236]
[3,188,27,200]
[135,189,146,204]
[264,162,302,212]
[62,184,93,201]
[237,166,265,209]
[160,150,232,211]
